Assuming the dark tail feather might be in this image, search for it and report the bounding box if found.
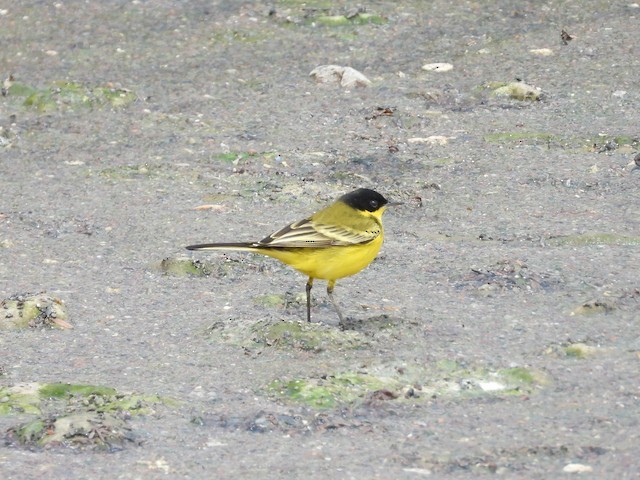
[186,242,258,251]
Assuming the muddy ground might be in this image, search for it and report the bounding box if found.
[1,1,639,478]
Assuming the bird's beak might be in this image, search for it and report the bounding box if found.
[387,200,403,207]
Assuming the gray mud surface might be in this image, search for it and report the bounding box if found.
[1,1,639,478]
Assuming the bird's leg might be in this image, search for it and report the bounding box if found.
[306,278,314,322]
[326,280,345,323]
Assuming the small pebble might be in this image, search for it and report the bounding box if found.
[309,65,371,88]
[562,463,593,473]
[530,48,554,56]
[421,62,453,72]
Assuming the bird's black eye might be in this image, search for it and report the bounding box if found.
[369,200,379,209]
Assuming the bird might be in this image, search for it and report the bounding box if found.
[186,188,399,323]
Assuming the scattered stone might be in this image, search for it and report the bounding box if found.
[193,204,226,211]
[403,467,433,476]
[530,48,554,56]
[597,139,618,153]
[309,65,372,88]
[476,381,506,392]
[407,136,450,145]
[562,463,592,473]
[421,62,453,72]
[0,125,17,148]
[560,29,573,45]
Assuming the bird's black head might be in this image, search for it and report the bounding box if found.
[339,188,389,212]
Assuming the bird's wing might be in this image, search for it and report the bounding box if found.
[258,218,379,248]
[312,221,380,245]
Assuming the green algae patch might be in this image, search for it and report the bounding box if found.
[11,418,46,444]
[564,343,603,359]
[486,81,541,101]
[268,363,547,409]
[545,341,606,359]
[39,383,117,399]
[94,86,137,107]
[255,319,366,351]
[0,384,43,415]
[453,366,548,396]
[483,132,554,144]
[7,80,137,111]
[254,293,289,308]
[499,367,548,386]
[3,382,176,450]
[7,412,137,450]
[1,382,171,418]
[157,257,223,277]
[205,318,367,351]
[5,81,38,97]
[546,233,640,247]
[436,358,463,372]
[211,151,259,164]
[253,291,306,310]
[66,390,175,415]
[255,320,362,351]
[314,13,386,26]
[484,132,638,150]
[587,134,639,152]
[500,367,534,384]
[0,292,72,330]
[268,373,395,408]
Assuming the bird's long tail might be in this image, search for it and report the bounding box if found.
[186,242,260,251]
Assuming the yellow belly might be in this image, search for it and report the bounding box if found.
[256,235,383,281]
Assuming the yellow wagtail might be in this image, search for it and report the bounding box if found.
[187,188,399,322]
